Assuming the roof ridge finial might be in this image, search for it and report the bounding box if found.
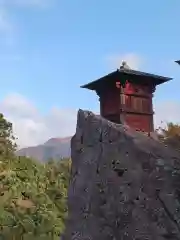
[120,60,131,70]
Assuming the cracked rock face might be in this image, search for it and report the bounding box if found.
[62,110,180,240]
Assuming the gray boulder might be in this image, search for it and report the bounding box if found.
[63,109,180,240]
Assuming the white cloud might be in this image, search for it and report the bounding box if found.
[0,7,14,44]
[105,53,143,70]
[1,0,51,8]
[0,9,11,32]
[0,0,47,6]
[0,93,77,148]
[154,101,180,129]
[0,93,179,149]
[11,0,45,6]
[0,0,54,44]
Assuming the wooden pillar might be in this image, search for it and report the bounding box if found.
[120,86,126,124]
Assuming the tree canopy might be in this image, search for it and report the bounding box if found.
[157,122,180,150]
[0,113,70,239]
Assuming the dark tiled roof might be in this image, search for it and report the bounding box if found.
[81,69,172,90]
[175,60,180,65]
[119,68,171,80]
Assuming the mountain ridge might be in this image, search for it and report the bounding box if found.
[16,136,72,161]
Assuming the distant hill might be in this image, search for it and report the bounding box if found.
[16,137,71,161]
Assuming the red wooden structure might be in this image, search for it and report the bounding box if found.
[81,64,172,133]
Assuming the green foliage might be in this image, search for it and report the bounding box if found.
[158,122,180,150]
[0,156,70,239]
[0,113,71,239]
[160,122,180,138]
[0,113,17,158]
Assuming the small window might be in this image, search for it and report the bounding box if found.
[141,99,151,112]
[133,97,144,112]
[125,96,131,108]
[133,98,139,111]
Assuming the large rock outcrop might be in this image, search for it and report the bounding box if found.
[63,110,180,240]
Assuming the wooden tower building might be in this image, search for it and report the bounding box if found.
[81,62,172,133]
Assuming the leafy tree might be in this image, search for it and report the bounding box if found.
[0,113,17,160]
[160,122,180,138]
[157,122,180,150]
[0,156,71,239]
[0,112,71,239]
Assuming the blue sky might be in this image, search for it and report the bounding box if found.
[0,0,180,147]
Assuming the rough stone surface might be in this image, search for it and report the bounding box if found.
[62,110,180,240]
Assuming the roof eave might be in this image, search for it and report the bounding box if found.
[80,70,118,89]
[175,60,180,65]
[118,68,172,82]
[81,70,172,89]
[155,77,172,86]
